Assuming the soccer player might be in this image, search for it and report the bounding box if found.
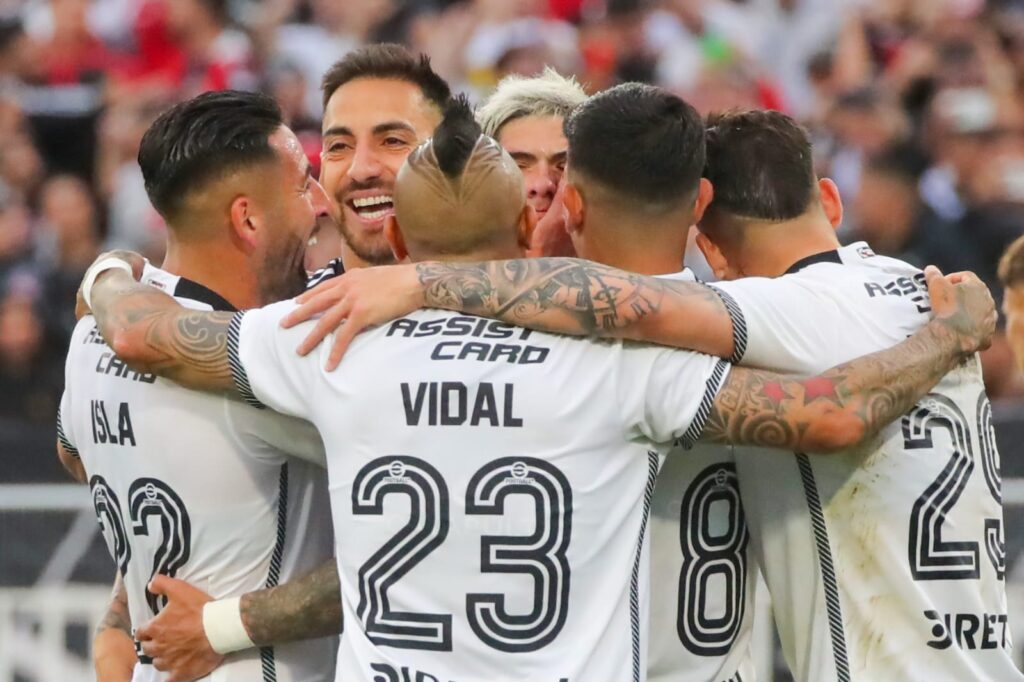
[307,110,1015,682]
[477,68,587,258]
[998,234,1024,373]
[539,82,757,682]
[59,91,338,681]
[82,99,992,681]
[476,68,586,221]
[314,43,451,274]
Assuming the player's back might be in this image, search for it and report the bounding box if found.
[60,268,336,682]
[233,305,729,682]
[714,243,1020,681]
[646,270,758,682]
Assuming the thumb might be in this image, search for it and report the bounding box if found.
[924,265,952,304]
[148,574,175,597]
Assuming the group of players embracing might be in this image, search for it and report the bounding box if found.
[59,42,1018,682]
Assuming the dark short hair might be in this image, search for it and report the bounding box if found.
[138,90,283,221]
[433,95,481,178]
[564,83,705,209]
[704,109,815,222]
[321,43,451,112]
[999,234,1024,287]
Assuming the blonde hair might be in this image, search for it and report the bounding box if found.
[476,68,587,138]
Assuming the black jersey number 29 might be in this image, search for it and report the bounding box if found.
[88,476,192,614]
[353,456,572,653]
[906,393,1004,581]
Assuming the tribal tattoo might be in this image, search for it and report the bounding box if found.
[415,258,734,357]
[90,272,236,394]
[701,319,968,453]
[239,561,342,645]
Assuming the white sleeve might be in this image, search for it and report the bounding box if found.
[227,300,321,419]
[710,276,842,372]
[620,343,732,449]
[227,406,327,468]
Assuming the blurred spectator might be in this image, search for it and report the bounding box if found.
[35,174,101,342]
[160,0,256,95]
[999,233,1024,374]
[852,144,976,276]
[0,268,63,423]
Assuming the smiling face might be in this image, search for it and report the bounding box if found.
[497,114,567,218]
[319,78,442,265]
[255,125,331,302]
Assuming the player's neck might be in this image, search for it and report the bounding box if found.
[741,217,841,278]
[584,219,687,276]
[161,239,262,310]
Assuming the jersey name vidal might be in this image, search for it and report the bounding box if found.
[231,304,731,682]
[58,267,336,682]
[647,269,757,682]
[712,243,1020,682]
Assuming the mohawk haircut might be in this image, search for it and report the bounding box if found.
[433,95,481,178]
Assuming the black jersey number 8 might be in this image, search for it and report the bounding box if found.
[353,455,573,653]
[676,463,749,655]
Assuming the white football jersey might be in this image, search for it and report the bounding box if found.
[648,269,758,682]
[58,267,337,682]
[231,305,731,682]
[712,242,1020,682]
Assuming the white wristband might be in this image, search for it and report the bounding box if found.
[81,258,134,310]
[202,597,256,654]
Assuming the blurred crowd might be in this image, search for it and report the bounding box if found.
[1,0,1024,428]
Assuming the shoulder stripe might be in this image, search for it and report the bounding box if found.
[796,454,851,681]
[678,359,730,450]
[629,451,659,682]
[227,312,266,410]
[708,286,747,364]
[56,411,78,459]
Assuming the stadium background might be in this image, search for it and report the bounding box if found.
[1,0,1024,679]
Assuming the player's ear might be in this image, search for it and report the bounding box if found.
[819,178,843,230]
[517,204,537,250]
[695,230,729,281]
[229,195,260,250]
[692,178,714,223]
[563,182,585,235]
[384,214,409,262]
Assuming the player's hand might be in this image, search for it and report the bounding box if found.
[281,263,425,370]
[925,265,997,354]
[527,182,575,257]
[76,250,147,319]
[135,575,224,682]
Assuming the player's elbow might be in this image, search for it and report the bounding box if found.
[802,413,867,454]
[109,326,157,372]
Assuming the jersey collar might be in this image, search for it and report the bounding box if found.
[173,277,237,312]
[782,249,843,275]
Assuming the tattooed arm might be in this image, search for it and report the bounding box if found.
[136,563,341,680]
[93,573,136,682]
[89,269,235,393]
[239,560,342,644]
[699,268,996,452]
[702,319,969,452]
[283,258,736,369]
